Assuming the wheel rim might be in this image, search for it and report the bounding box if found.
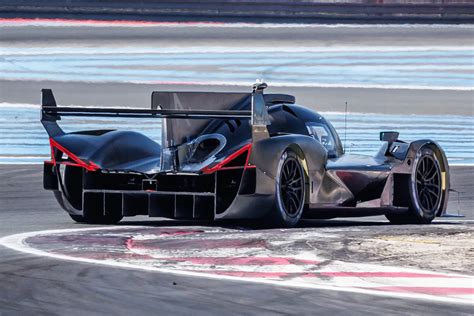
[415,155,442,213]
[279,157,304,217]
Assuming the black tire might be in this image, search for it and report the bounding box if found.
[69,214,86,223]
[387,147,443,224]
[63,165,83,210]
[69,212,123,224]
[63,166,123,224]
[266,149,306,228]
[86,212,123,224]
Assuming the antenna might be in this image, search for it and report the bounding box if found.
[343,101,348,153]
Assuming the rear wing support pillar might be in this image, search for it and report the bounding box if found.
[251,82,271,142]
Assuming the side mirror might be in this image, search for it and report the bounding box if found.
[380,131,399,143]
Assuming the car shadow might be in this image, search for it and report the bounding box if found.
[114,217,466,230]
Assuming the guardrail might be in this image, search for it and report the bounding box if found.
[1,0,473,23]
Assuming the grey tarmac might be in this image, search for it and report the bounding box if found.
[0,165,473,315]
[1,24,473,115]
[1,80,473,116]
[1,24,473,48]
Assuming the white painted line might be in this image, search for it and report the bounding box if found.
[0,103,41,109]
[0,156,49,159]
[1,18,473,29]
[2,103,472,119]
[0,161,45,164]
[435,219,474,222]
[0,226,472,306]
[0,103,149,110]
[449,164,474,167]
[2,45,473,55]
[0,77,471,91]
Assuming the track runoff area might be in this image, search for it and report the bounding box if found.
[0,18,473,310]
[1,225,473,306]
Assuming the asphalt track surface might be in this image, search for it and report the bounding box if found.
[2,80,473,116]
[0,22,473,314]
[2,22,473,47]
[1,23,473,115]
[0,165,473,315]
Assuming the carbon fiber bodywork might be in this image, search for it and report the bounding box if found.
[41,84,450,224]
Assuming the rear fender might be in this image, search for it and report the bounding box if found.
[51,131,162,173]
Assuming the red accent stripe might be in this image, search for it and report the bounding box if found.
[49,138,100,171]
[204,165,256,171]
[201,143,253,174]
[369,286,474,296]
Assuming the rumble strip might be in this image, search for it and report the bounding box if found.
[0,226,472,305]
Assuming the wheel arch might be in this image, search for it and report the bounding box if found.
[405,140,450,217]
[286,143,311,205]
[249,134,327,206]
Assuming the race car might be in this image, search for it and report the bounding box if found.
[41,83,450,227]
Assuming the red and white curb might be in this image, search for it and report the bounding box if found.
[0,226,472,305]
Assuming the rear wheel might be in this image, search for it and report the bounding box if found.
[387,147,443,224]
[85,212,123,224]
[69,212,123,224]
[69,214,85,223]
[266,149,306,228]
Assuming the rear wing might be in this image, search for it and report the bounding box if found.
[41,83,271,142]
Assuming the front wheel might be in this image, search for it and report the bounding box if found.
[387,147,444,224]
[265,149,306,228]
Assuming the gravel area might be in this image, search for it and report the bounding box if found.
[308,223,474,275]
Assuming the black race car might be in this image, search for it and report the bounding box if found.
[41,83,450,227]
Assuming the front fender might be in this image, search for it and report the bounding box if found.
[408,140,450,216]
[392,139,450,216]
[249,135,327,199]
[249,134,327,178]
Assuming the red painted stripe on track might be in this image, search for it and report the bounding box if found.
[127,238,267,250]
[55,250,155,260]
[370,286,474,296]
[190,270,459,279]
[192,270,289,278]
[164,257,321,266]
[0,18,225,27]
